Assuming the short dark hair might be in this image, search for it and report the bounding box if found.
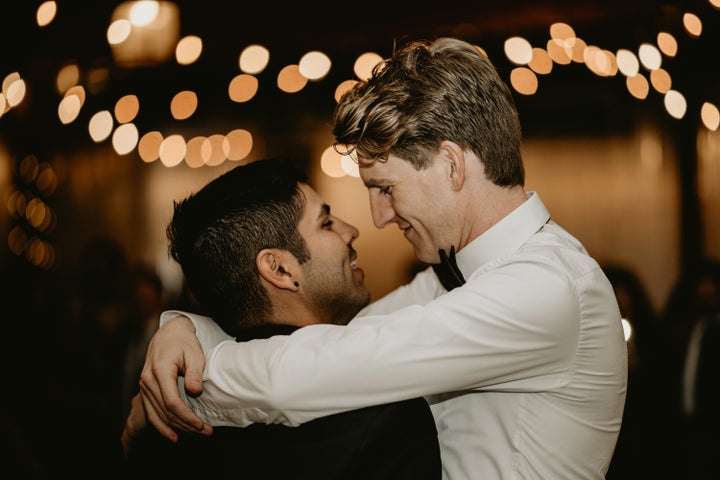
[167,158,310,333]
[333,37,524,187]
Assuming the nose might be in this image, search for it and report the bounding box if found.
[335,217,360,244]
[369,191,396,229]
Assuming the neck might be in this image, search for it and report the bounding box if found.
[270,294,325,328]
[459,184,527,250]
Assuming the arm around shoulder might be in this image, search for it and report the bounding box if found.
[160,309,234,352]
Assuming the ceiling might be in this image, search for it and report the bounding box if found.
[1,0,718,152]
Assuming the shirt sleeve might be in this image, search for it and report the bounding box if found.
[183,261,582,427]
[357,266,443,317]
[160,310,234,352]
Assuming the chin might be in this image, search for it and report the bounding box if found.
[413,247,438,265]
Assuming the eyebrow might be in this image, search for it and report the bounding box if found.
[315,203,330,220]
[362,176,387,189]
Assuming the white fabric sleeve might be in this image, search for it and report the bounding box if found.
[182,262,584,427]
[159,310,233,353]
[357,266,443,317]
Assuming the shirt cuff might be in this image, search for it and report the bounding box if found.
[159,309,234,353]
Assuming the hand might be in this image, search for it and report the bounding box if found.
[120,393,147,457]
[139,315,213,442]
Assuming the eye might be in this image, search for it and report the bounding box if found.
[379,185,393,196]
[322,217,334,228]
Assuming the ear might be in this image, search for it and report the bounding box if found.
[256,249,299,291]
[439,140,466,192]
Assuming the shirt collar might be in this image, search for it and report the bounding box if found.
[455,191,550,278]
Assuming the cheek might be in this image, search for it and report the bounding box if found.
[396,190,441,223]
[312,238,347,264]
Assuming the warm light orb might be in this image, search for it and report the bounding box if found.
[8,226,27,256]
[65,86,86,108]
[35,164,58,197]
[569,37,587,63]
[616,49,639,77]
[334,80,358,103]
[228,74,258,103]
[657,32,678,57]
[626,74,649,100]
[185,136,208,168]
[112,123,139,154]
[546,38,572,65]
[130,0,160,27]
[114,94,140,123]
[277,65,307,93]
[701,102,720,131]
[621,318,632,342]
[341,154,359,177]
[650,69,672,93]
[528,48,553,74]
[299,51,332,81]
[88,110,114,142]
[226,129,253,162]
[19,155,40,183]
[509,67,538,95]
[321,146,348,178]
[110,1,180,66]
[585,47,617,77]
[5,77,27,108]
[170,90,197,120]
[683,12,703,38]
[3,72,21,94]
[204,135,229,166]
[664,90,687,119]
[36,1,57,27]
[56,64,80,94]
[159,134,186,167]
[549,22,576,46]
[107,19,132,45]
[354,52,383,81]
[176,35,202,65]
[138,131,164,162]
[58,95,81,124]
[638,43,662,70]
[504,36,533,65]
[239,44,270,74]
[2,72,26,110]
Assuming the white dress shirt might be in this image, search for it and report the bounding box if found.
[162,191,628,480]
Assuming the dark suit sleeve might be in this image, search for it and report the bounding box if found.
[124,397,441,479]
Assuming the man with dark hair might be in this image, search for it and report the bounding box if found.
[122,158,441,479]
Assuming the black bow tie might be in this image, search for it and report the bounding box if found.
[431,246,466,291]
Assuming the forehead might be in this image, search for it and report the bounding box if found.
[359,154,413,185]
[298,183,324,217]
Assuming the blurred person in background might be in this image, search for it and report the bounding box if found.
[663,258,720,479]
[120,263,167,424]
[603,264,681,479]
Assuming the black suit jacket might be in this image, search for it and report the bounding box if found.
[125,324,442,479]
